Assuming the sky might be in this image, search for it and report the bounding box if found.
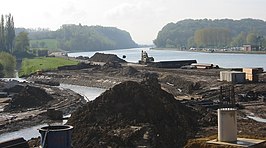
[1,0,266,44]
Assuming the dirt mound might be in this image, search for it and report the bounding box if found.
[160,75,201,94]
[89,52,126,63]
[68,77,199,147]
[121,66,139,76]
[58,62,93,70]
[8,85,53,110]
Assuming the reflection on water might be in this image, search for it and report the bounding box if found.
[0,124,47,142]
[59,83,105,101]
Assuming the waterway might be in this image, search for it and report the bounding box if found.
[68,48,266,69]
[60,84,105,102]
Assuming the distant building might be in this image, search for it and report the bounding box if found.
[243,45,259,51]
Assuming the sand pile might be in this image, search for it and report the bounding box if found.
[68,76,199,147]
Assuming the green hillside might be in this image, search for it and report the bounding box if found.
[154,19,266,49]
[17,25,138,52]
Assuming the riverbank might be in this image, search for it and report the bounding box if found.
[153,47,266,55]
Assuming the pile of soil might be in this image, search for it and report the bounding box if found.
[160,75,201,94]
[58,62,93,70]
[68,77,199,147]
[89,52,126,63]
[8,85,53,110]
[121,66,139,76]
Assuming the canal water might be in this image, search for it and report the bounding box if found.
[60,84,105,102]
[68,48,266,69]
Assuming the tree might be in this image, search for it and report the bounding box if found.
[194,28,231,48]
[0,63,4,78]
[0,15,5,51]
[154,19,266,49]
[231,32,246,47]
[0,52,16,77]
[15,32,29,52]
[5,14,15,53]
[40,41,46,48]
[246,33,257,45]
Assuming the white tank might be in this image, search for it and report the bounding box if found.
[218,108,237,142]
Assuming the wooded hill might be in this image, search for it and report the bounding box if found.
[16,25,138,52]
[154,19,266,49]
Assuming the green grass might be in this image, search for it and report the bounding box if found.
[30,39,59,51]
[19,57,79,77]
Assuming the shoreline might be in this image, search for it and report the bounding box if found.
[152,47,266,55]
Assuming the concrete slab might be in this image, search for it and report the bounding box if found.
[207,138,265,147]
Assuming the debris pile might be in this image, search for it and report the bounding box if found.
[68,77,199,147]
[121,66,139,76]
[8,85,53,110]
[102,61,122,69]
[89,52,126,63]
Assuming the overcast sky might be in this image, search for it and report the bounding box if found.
[1,0,266,44]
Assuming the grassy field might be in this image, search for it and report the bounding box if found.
[19,57,79,77]
[30,39,59,51]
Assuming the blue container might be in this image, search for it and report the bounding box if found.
[39,125,73,148]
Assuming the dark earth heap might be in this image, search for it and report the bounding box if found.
[68,76,200,148]
[89,52,126,63]
[7,85,53,110]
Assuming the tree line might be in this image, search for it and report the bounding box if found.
[17,24,138,52]
[154,19,266,49]
[0,14,27,78]
[0,14,15,53]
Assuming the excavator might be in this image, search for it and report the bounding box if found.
[139,50,154,64]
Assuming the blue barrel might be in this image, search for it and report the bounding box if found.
[39,125,73,148]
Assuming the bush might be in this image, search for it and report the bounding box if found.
[0,52,16,77]
[0,63,4,78]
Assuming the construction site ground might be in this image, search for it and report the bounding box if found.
[26,63,266,137]
[1,60,265,147]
